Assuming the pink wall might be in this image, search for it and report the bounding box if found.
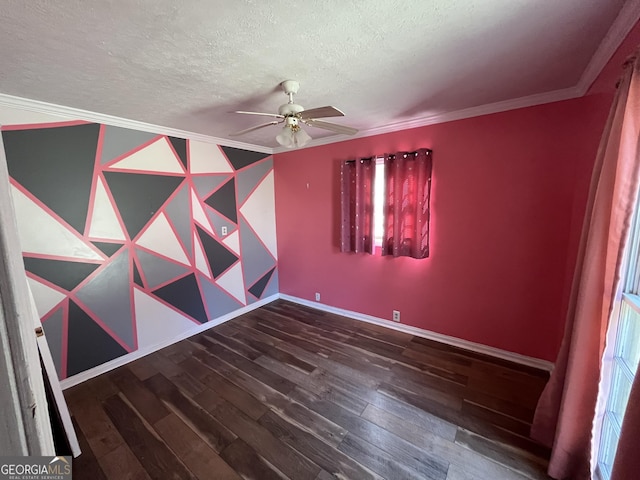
[274,95,612,362]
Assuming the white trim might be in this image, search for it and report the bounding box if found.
[0,93,273,155]
[576,0,640,95]
[59,294,279,389]
[0,131,55,455]
[274,87,581,153]
[279,294,554,372]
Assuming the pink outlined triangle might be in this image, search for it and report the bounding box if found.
[193,231,213,280]
[191,187,215,236]
[87,176,127,241]
[107,137,185,175]
[136,212,190,266]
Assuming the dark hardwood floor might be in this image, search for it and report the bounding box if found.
[64,300,552,479]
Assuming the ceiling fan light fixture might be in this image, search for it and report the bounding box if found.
[276,125,294,147]
[276,116,312,148]
[293,126,311,147]
[276,124,312,148]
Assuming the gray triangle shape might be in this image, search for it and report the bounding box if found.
[192,175,231,199]
[101,126,158,165]
[42,307,64,379]
[262,268,279,299]
[198,273,242,319]
[240,218,276,286]
[76,250,135,349]
[207,208,237,235]
[237,159,273,205]
[136,248,190,289]
[164,183,192,257]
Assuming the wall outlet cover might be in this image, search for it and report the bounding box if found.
[392,310,400,322]
[315,292,321,301]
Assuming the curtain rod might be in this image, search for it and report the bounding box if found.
[344,148,432,163]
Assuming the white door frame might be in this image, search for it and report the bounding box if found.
[0,130,55,455]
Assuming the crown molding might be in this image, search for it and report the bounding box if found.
[576,0,640,95]
[275,85,581,153]
[0,93,274,154]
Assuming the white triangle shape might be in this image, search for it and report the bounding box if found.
[193,232,212,279]
[222,230,240,255]
[88,177,126,241]
[11,185,103,260]
[136,212,190,265]
[109,137,185,174]
[216,262,246,305]
[189,140,233,174]
[27,276,66,318]
[134,288,199,349]
[239,171,278,259]
[191,189,214,235]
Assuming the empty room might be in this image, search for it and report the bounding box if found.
[1,1,640,479]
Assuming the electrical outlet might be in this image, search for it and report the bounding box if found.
[392,310,401,322]
[315,292,321,302]
[221,226,227,236]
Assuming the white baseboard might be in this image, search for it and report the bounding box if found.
[59,294,279,389]
[279,294,554,372]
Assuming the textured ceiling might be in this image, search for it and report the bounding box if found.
[0,0,629,149]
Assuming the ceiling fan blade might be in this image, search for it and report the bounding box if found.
[229,120,281,136]
[234,110,284,119]
[298,106,345,120]
[304,119,358,135]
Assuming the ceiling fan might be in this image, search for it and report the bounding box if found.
[230,80,358,148]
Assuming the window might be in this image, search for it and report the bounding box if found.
[373,158,385,247]
[596,193,640,479]
[340,149,432,259]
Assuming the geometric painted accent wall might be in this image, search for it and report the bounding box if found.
[2,120,278,380]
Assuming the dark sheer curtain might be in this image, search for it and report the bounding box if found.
[340,158,375,254]
[382,149,432,259]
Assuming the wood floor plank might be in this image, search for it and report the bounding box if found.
[229,328,317,373]
[360,405,537,480]
[109,368,171,425]
[250,321,334,357]
[180,356,269,420]
[154,413,242,480]
[378,383,550,459]
[71,417,108,480]
[193,387,321,480]
[463,388,536,424]
[193,349,348,448]
[68,395,124,459]
[220,438,288,480]
[259,410,383,480]
[126,357,160,381]
[255,355,368,415]
[290,387,449,479]
[144,373,237,453]
[461,400,532,437]
[102,394,196,480]
[338,433,428,480]
[455,428,550,480]
[97,444,152,480]
[194,338,297,395]
[203,330,264,360]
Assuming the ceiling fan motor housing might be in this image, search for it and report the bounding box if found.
[278,102,304,117]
